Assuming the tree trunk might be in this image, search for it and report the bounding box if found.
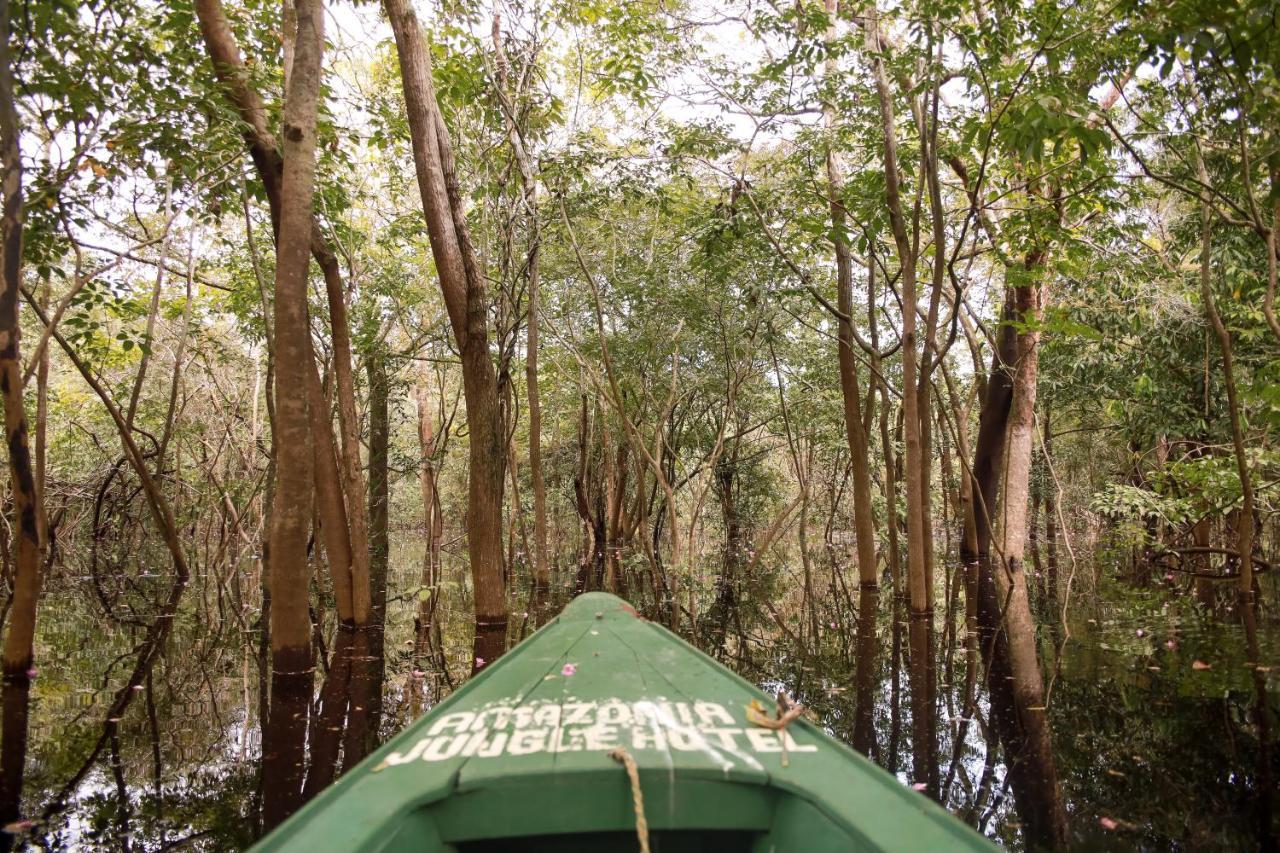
[0,1,40,835]
[880,382,901,595]
[490,18,547,595]
[0,0,39,687]
[1197,167,1255,601]
[824,0,878,592]
[1043,406,1058,603]
[384,0,507,668]
[606,437,629,593]
[367,355,389,628]
[195,0,371,626]
[991,273,1068,847]
[364,353,388,737]
[962,285,1020,566]
[415,381,446,671]
[867,3,927,615]
[261,0,322,829]
[307,353,355,624]
[574,389,595,587]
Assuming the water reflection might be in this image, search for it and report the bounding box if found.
[907,611,938,800]
[851,588,877,759]
[1,674,31,853]
[5,547,1278,851]
[261,626,383,831]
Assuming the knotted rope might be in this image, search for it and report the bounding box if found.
[609,746,650,853]
[746,693,805,767]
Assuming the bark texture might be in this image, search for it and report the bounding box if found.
[0,0,40,682]
[195,0,371,626]
[0,0,40,838]
[991,274,1068,847]
[384,0,508,667]
[825,0,878,591]
[261,0,323,829]
[868,3,928,614]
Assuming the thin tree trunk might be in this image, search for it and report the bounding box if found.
[491,18,547,594]
[1042,406,1058,602]
[867,3,927,615]
[1196,163,1255,601]
[574,388,594,586]
[367,354,390,627]
[384,0,508,668]
[124,180,174,432]
[415,380,446,669]
[824,0,878,591]
[880,381,901,595]
[0,1,40,835]
[606,438,629,593]
[307,353,356,624]
[365,353,389,737]
[323,267,371,626]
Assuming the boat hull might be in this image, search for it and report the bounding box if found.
[254,592,994,851]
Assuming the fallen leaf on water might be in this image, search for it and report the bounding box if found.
[2,820,35,834]
[1192,660,1212,670]
[1099,817,1118,831]
[911,782,928,791]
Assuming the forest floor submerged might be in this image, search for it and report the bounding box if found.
[11,541,1279,851]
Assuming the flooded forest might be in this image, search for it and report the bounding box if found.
[0,0,1276,849]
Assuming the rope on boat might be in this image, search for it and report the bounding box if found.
[746,693,805,767]
[609,747,650,853]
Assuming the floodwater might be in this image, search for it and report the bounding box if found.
[3,540,1277,850]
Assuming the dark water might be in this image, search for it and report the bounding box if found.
[4,541,1277,850]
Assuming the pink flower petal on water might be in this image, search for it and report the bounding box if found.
[474,656,486,668]
[1164,639,1177,650]
[24,668,36,679]
[911,782,928,791]
[561,663,577,677]
[1135,629,1145,638]
[1099,817,1118,831]
[2,819,35,834]
[1192,660,1212,670]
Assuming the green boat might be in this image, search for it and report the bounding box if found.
[255,593,994,852]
